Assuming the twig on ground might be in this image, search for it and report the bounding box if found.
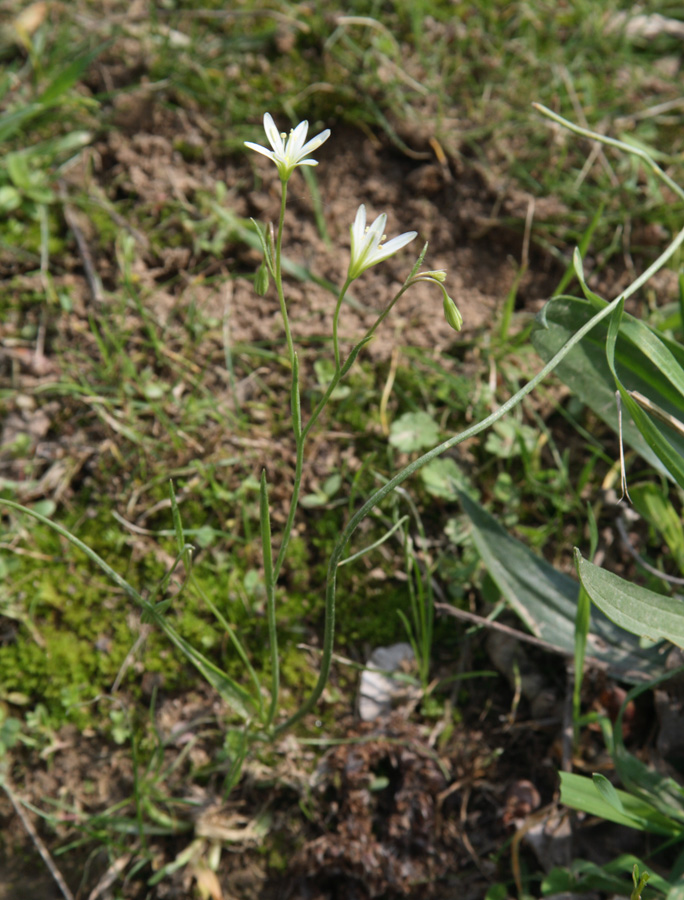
[58,180,104,304]
[1,777,75,900]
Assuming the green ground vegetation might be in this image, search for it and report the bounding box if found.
[1,0,683,896]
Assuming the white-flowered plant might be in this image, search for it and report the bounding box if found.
[244,112,331,182]
[347,204,417,280]
[5,107,678,854]
[240,112,465,736]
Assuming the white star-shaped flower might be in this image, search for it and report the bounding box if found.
[244,113,331,182]
[347,205,417,280]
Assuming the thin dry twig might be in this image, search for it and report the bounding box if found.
[616,514,684,587]
[1,778,75,900]
[58,179,104,304]
[86,853,132,900]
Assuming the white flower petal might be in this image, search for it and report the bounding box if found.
[244,141,276,162]
[376,231,417,257]
[299,129,331,157]
[263,113,284,155]
[367,213,387,242]
[351,204,366,239]
[287,120,310,157]
[245,114,331,181]
[347,206,416,279]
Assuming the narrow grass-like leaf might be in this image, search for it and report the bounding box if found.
[555,203,605,296]
[168,480,186,556]
[38,45,106,105]
[337,515,409,567]
[630,483,684,574]
[559,771,680,835]
[145,544,193,608]
[191,578,264,723]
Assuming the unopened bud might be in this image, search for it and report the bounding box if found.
[255,260,269,296]
[421,269,447,283]
[443,294,463,331]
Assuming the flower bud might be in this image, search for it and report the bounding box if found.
[255,260,270,296]
[443,294,463,332]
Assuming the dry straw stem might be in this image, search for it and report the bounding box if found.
[533,102,684,204]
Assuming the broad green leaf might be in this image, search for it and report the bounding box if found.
[458,492,662,681]
[574,504,597,725]
[605,299,684,491]
[559,771,681,835]
[532,295,684,479]
[389,411,440,452]
[575,550,684,649]
[0,185,21,212]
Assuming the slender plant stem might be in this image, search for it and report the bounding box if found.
[273,281,413,580]
[275,185,295,366]
[275,225,684,736]
[332,276,354,371]
[260,471,279,727]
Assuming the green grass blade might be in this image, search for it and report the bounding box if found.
[38,45,105,105]
[559,771,680,835]
[190,578,264,722]
[168,480,186,556]
[337,515,409,567]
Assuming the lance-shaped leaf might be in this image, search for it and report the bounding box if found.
[458,492,662,681]
[575,549,684,650]
[532,294,684,481]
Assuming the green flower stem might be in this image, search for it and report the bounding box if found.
[273,284,411,581]
[260,471,279,727]
[274,225,684,736]
[332,277,354,371]
[275,185,295,367]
